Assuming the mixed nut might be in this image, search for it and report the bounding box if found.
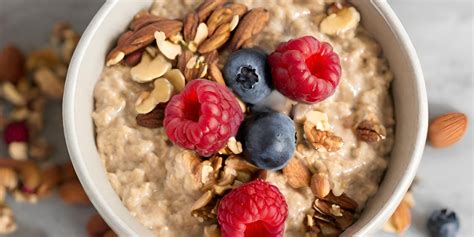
[0,23,115,236]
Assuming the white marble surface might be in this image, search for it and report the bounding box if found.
[0,0,472,236]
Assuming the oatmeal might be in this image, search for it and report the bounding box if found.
[92,0,394,236]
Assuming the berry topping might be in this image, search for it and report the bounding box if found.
[218,179,288,237]
[223,48,273,104]
[268,36,341,103]
[427,209,460,237]
[240,111,295,170]
[163,79,244,157]
[3,121,28,144]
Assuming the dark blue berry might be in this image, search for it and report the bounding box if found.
[223,48,273,104]
[239,111,295,170]
[427,209,460,237]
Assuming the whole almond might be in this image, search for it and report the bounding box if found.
[282,157,311,189]
[428,112,468,148]
[311,173,330,198]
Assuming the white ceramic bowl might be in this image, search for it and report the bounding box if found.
[63,0,427,236]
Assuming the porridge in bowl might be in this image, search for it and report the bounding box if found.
[92,0,394,236]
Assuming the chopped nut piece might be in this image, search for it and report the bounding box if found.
[58,180,91,205]
[384,192,413,234]
[19,161,42,191]
[37,165,62,196]
[0,204,17,234]
[130,54,172,83]
[87,213,111,237]
[356,119,387,143]
[8,142,28,160]
[305,127,343,152]
[191,190,213,211]
[227,137,243,154]
[106,51,125,67]
[0,168,18,190]
[193,23,209,46]
[33,67,64,98]
[229,15,240,31]
[1,82,26,106]
[320,7,360,36]
[136,103,166,128]
[283,157,311,189]
[311,173,330,198]
[225,155,258,172]
[305,110,331,131]
[135,78,174,114]
[208,63,226,85]
[26,48,60,71]
[154,31,182,60]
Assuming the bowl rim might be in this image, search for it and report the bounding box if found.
[63,0,427,236]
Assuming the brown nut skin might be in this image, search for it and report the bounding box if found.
[0,45,25,84]
[428,112,468,148]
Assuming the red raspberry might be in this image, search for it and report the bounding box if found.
[268,36,341,103]
[163,79,244,157]
[218,179,288,237]
[3,121,28,144]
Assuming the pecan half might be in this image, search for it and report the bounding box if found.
[229,8,270,51]
[196,0,226,22]
[207,3,247,35]
[198,29,230,54]
[183,12,199,42]
[356,119,387,143]
[136,103,166,128]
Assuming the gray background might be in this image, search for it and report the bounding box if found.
[0,0,473,236]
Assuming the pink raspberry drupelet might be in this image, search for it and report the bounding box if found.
[163,79,244,157]
[218,179,289,237]
[268,36,342,103]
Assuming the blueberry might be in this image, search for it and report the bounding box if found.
[239,111,295,170]
[427,209,460,237]
[223,48,273,104]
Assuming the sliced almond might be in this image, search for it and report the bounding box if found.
[229,15,240,31]
[193,23,209,46]
[135,78,174,114]
[164,69,186,92]
[130,54,171,83]
[320,7,360,36]
[154,31,182,60]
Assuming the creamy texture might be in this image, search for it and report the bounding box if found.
[92,0,394,236]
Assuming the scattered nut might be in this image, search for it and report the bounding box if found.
[135,78,174,114]
[19,161,42,191]
[384,197,412,234]
[1,82,26,106]
[164,69,186,92]
[311,173,331,198]
[154,31,182,60]
[356,119,387,143]
[33,67,64,98]
[428,112,468,148]
[36,165,62,196]
[0,168,18,190]
[29,138,54,161]
[196,0,226,22]
[0,45,24,84]
[320,6,360,36]
[58,180,91,205]
[8,142,29,160]
[183,12,199,42]
[130,54,172,83]
[26,48,60,71]
[0,204,17,234]
[283,157,311,189]
[208,63,225,85]
[87,213,111,237]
